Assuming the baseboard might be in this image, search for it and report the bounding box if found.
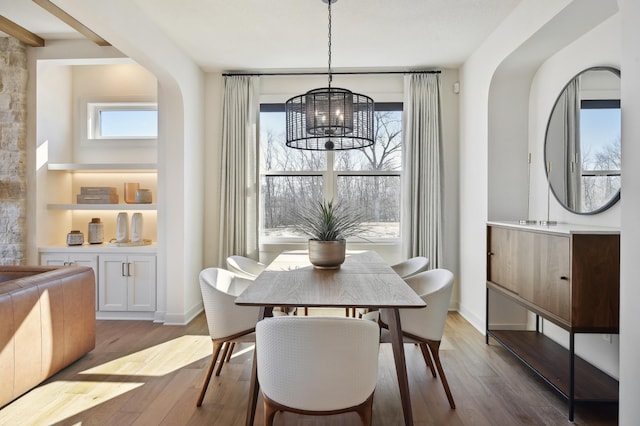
[163,301,203,325]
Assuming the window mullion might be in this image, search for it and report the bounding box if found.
[325,150,337,201]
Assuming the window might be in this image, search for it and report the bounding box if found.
[580,99,620,211]
[259,103,402,242]
[87,102,158,140]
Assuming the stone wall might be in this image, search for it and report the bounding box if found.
[0,38,27,265]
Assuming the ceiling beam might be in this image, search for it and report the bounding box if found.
[0,16,45,47]
[32,0,110,46]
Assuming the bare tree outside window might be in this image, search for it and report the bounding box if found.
[580,105,621,212]
[260,106,402,240]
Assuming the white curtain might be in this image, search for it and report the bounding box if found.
[563,78,581,211]
[218,75,260,265]
[401,73,443,267]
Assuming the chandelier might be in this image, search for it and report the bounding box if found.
[285,0,375,151]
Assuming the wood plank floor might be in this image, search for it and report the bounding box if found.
[0,311,618,425]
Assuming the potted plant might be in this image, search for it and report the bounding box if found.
[294,199,367,269]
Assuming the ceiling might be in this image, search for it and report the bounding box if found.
[0,0,523,71]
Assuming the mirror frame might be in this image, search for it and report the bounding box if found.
[544,66,621,215]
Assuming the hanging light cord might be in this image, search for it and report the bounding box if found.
[327,0,332,88]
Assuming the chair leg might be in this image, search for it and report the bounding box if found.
[263,397,278,426]
[419,342,437,377]
[197,340,225,406]
[426,340,456,409]
[355,394,374,426]
[225,342,236,362]
[215,341,231,376]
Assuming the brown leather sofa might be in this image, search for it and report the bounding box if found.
[0,265,96,408]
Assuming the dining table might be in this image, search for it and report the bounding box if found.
[235,250,426,426]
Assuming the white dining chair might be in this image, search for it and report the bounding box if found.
[380,268,456,409]
[391,256,430,279]
[226,255,297,316]
[226,255,266,279]
[256,316,380,425]
[354,256,430,318]
[197,267,262,406]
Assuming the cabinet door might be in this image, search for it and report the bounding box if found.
[532,234,571,322]
[40,253,69,267]
[41,253,99,310]
[127,255,157,312]
[487,227,533,295]
[99,254,128,311]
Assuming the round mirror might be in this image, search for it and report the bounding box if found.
[544,66,621,214]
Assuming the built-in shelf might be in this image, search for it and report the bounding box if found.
[48,163,157,172]
[47,204,157,210]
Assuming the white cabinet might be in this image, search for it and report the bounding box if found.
[40,253,99,309]
[99,254,156,312]
[39,247,157,319]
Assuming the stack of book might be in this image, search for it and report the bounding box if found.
[77,187,119,204]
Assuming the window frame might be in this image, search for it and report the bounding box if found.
[86,101,158,141]
[259,102,403,245]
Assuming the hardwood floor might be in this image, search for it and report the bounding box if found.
[0,311,618,425]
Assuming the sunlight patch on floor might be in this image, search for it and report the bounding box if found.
[0,382,143,425]
[80,335,211,377]
[0,335,212,424]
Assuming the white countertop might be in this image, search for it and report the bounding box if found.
[39,242,158,253]
[487,221,620,235]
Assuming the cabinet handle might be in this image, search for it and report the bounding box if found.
[127,262,132,277]
[560,276,569,281]
[122,263,126,277]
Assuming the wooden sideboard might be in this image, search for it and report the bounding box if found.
[485,221,619,421]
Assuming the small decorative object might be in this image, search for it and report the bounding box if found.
[134,188,152,204]
[124,182,140,204]
[131,213,143,243]
[66,230,84,246]
[294,199,367,269]
[77,186,118,204]
[88,218,104,244]
[116,212,129,243]
[518,153,537,225]
[540,162,557,226]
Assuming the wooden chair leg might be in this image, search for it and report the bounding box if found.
[215,341,231,376]
[225,342,236,362]
[197,340,225,406]
[419,342,437,377]
[426,340,456,409]
[263,397,278,426]
[355,394,374,426]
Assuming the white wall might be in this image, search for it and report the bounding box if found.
[529,16,621,227]
[459,0,618,339]
[52,0,206,325]
[71,63,157,164]
[459,0,578,330]
[619,0,640,422]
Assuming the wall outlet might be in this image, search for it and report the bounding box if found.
[602,333,612,343]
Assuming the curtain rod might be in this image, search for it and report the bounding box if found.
[222,70,441,77]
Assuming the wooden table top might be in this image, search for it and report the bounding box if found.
[235,250,426,309]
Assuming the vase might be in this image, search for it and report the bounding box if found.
[124,182,139,204]
[308,239,346,269]
[131,213,143,243]
[88,217,104,244]
[116,212,129,243]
